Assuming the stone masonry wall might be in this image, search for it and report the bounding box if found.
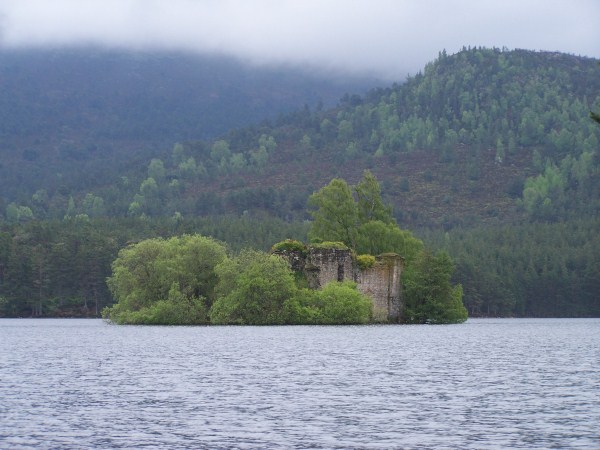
[275,247,403,323]
[304,247,354,289]
[356,254,403,322]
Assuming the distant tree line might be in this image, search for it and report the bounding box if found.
[0,215,308,317]
[420,219,600,317]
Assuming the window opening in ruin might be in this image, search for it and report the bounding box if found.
[337,264,344,281]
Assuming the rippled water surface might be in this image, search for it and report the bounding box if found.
[1,319,599,449]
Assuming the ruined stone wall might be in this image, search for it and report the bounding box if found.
[356,254,403,323]
[304,247,354,289]
[274,247,403,323]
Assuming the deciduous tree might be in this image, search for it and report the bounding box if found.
[103,234,227,324]
[210,250,297,325]
[308,178,359,248]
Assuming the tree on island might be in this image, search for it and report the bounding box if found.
[210,249,298,325]
[103,234,227,324]
[308,171,423,259]
[308,171,467,324]
[403,251,466,324]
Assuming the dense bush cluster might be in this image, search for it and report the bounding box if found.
[103,241,373,325]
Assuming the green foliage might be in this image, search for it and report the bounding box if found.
[178,157,199,179]
[250,146,269,170]
[308,178,359,248]
[82,193,106,218]
[140,177,159,196]
[5,203,34,224]
[271,239,307,254]
[288,282,373,325]
[309,172,424,260]
[0,219,120,317]
[104,284,208,325]
[147,159,165,182]
[403,250,467,324]
[519,147,600,221]
[290,281,373,325]
[355,170,394,224]
[172,143,186,165]
[258,134,277,153]
[210,250,298,325]
[420,219,600,317]
[355,220,423,260]
[521,163,565,220]
[229,152,247,172]
[128,201,142,217]
[103,234,227,324]
[210,140,231,162]
[356,254,376,270]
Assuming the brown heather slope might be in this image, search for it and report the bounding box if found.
[189,141,534,229]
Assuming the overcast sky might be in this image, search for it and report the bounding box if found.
[1,0,598,79]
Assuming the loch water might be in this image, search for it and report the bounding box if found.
[0,318,599,449]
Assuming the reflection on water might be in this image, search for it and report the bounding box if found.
[0,318,599,449]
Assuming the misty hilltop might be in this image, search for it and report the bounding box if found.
[0,47,379,201]
[1,1,598,78]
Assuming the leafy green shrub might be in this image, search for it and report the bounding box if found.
[270,239,307,254]
[317,281,372,324]
[288,281,373,325]
[102,234,226,324]
[356,254,376,270]
[402,250,467,324]
[104,284,209,325]
[210,250,298,325]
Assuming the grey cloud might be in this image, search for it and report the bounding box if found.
[1,0,598,80]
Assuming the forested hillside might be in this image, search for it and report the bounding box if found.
[0,48,376,203]
[1,47,599,318]
[11,47,596,226]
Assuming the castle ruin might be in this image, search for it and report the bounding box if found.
[274,246,403,323]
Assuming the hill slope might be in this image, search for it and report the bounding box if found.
[0,48,378,203]
[70,47,599,228]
